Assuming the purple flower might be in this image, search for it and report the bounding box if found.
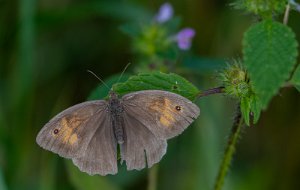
[176,28,196,50]
[154,2,173,23]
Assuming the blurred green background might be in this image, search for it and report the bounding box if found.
[0,0,300,190]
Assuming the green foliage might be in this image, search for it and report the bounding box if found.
[233,0,287,18]
[220,62,250,98]
[243,19,298,110]
[241,95,261,125]
[219,62,261,125]
[291,65,300,92]
[120,3,196,73]
[132,24,171,56]
[113,72,200,101]
[120,17,177,72]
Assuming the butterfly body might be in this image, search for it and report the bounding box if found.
[36,90,200,175]
[108,91,125,144]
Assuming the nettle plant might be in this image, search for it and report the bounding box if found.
[91,1,299,190]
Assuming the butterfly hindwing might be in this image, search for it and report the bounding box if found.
[120,111,167,170]
[72,112,118,175]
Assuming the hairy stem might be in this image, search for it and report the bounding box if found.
[197,87,225,99]
[148,165,158,190]
[214,105,244,190]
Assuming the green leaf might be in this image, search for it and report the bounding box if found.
[113,72,200,101]
[241,97,251,126]
[250,95,261,124]
[240,94,261,126]
[241,94,262,126]
[243,20,298,109]
[291,65,300,92]
[232,0,287,18]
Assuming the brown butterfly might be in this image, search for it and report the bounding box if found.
[36,90,200,175]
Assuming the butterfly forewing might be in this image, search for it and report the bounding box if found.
[36,100,107,159]
[122,90,200,140]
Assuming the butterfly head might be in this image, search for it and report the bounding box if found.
[109,90,118,100]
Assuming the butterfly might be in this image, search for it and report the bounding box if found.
[36,89,200,175]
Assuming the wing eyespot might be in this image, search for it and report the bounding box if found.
[53,129,59,134]
[175,105,182,111]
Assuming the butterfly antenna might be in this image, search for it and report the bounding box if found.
[117,62,131,83]
[87,70,110,90]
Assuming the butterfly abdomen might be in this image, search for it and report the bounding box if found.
[109,95,125,144]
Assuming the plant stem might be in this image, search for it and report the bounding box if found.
[283,4,291,25]
[214,105,244,190]
[148,165,158,190]
[197,87,225,99]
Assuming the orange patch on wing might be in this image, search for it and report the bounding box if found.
[149,98,176,127]
[61,118,68,128]
[159,116,172,127]
[69,116,83,128]
[59,116,81,145]
[69,134,78,145]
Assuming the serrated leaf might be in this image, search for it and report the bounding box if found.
[113,72,200,101]
[291,65,300,92]
[243,20,298,109]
